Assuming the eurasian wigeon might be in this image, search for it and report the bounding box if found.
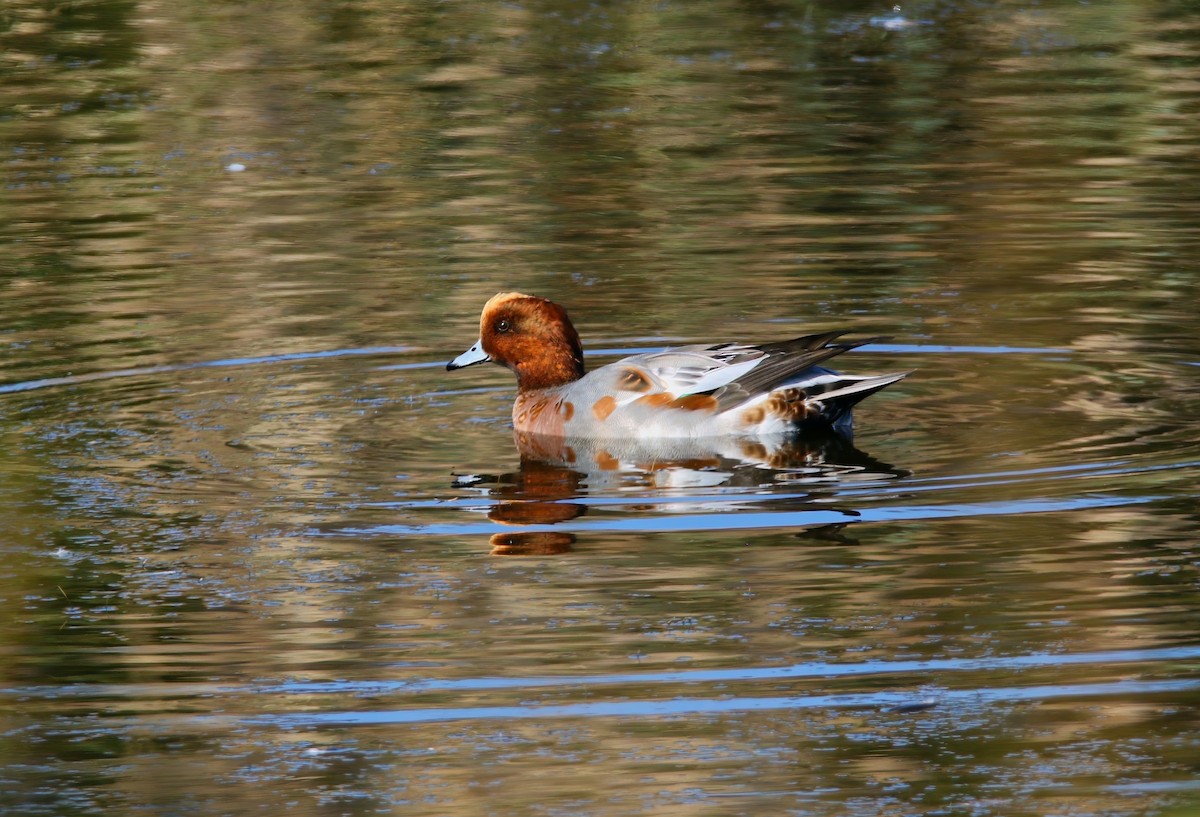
[447,292,908,439]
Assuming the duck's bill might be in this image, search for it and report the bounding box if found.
[447,339,491,370]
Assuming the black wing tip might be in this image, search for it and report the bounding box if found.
[833,335,891,352]
[762,331,892,355]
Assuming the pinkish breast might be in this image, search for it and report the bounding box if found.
[513,392,572,436]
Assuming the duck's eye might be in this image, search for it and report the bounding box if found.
[495,319,512,334]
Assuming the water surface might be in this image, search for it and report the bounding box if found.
[2,1,1199,815]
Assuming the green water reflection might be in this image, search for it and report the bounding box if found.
[2,0,1200,815]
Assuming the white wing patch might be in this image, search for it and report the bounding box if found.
[620,348,768,397]
[683,356,764,394]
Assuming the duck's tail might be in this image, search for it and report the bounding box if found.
[791,369,911,438]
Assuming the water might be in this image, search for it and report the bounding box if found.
[2,1,1200,815]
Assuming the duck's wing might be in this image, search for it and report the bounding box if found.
[712,332,894,410]
[603,344,767,401]
[612,332,881,405]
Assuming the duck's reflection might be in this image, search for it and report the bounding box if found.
[472,443,588,555]
[513,429,906,492]
[489,530,577,556]
[471,431,904,555]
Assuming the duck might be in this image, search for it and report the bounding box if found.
[447,292,908,439]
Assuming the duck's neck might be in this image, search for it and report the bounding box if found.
[515,347,585,391]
